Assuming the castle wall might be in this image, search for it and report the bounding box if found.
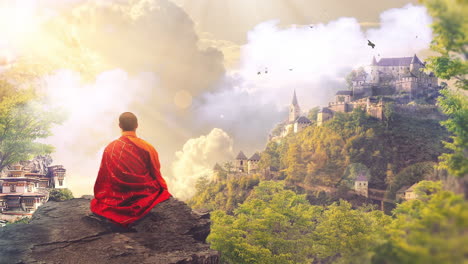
[328,102,350,113]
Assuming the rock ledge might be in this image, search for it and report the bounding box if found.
[0,197,219,264]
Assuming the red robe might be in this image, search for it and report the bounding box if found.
[90,131,172,227]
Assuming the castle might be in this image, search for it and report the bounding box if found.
[0,157,67,216]
[317,54,439,125]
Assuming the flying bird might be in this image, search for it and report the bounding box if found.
[309,25,314,29]
[265,68,268,74]
[367,40,375,49]
[257,71,261,75]
[289,68,293,71]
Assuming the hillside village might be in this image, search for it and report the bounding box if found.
[0,156,68,222]
[212,54,443,203]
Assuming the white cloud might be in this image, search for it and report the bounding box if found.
[168,128,234,201]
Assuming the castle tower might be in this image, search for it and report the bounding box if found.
[410,54,421,73]
[370,56,379,84]
[317,107,333,126]
[289,90,301,123]
[235,151,248,173]
[354,173,368,198]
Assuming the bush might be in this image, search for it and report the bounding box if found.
[48,188,74,202]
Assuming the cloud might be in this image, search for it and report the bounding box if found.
[192,4,433,154]
[41,69,158,196]
[168,128,234,200]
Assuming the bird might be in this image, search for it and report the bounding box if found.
[265,68,268,74]
[257,71,261,75]
[367,40,375,49]
[416,35,418,38]
[289,68,293,71]
[309,25,314,29]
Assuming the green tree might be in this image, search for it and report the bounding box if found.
[48,188,74,202]
[374,181,468,264]
[0,89,64,171]
[421,0,468,177]
[208,181,319,264]
[285,143,306,184]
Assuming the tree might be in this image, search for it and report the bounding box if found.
[373,181,468,264]
[48,188,74,202]
[0,88,64,171]
[285,143,306,184]
[421,0,468,177]
[208,181,319,264]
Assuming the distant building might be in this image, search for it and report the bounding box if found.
[270,90,312,141]
[247,153,261,174]
[0,160,67,215]
[235,151,248,172]
[354,173,368,198]
[317,107,333,126]
[404,183,419,200]
[319,54,439,125]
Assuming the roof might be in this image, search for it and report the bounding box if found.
[376,55,422,67]
[236,151,248,160]
[406,183,419,192]
[356,174,368,181]
[295,116,312,124]
[396,185,411,194]
[401,72,417,78]
[0,193,46,197]
[249,153,261,161]
[0,177,40,182]
[291,90,299,106]
[336,90,353,96]
[353,75,367,82]
[318,107,333,114]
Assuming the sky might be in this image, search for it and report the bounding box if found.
[0,0,433,199]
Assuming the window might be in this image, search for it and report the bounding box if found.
[24,199,34,206]
[10,185,16,192]
[28,185,32,192]
[59,179,63,186]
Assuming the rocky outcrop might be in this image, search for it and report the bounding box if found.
[0,196,219,264]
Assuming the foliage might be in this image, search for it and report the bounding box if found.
[373,181,468,264]
[208,181,390,264]
[5,217,31,225]
[48,188,74,202]
[188,173,261,214]
[0,87,65,171]
[345,67,368,88]
[421,0,468,177]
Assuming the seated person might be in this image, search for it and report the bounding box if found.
[90,112,172,228]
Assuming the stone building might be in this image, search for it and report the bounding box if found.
[354,173,368,198]
[247,153,261,174]
[317,54,439,125]
[0,164,49,214]
[235,151,248,172]
[270,91,312,140]
[0,158,67,215]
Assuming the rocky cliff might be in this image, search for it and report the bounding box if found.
[0,196,219,264]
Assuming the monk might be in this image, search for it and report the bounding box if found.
[90,112,172,228]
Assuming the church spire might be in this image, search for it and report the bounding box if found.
[372,56,378,66]
[291,90,299,106]
[289,90,301,123]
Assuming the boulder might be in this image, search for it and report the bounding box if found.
[0,197,219,264]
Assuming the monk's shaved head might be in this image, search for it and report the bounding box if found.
[119,112,138,131]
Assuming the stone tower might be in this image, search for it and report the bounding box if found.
[370,56,379,84]
[289,90,301,123]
